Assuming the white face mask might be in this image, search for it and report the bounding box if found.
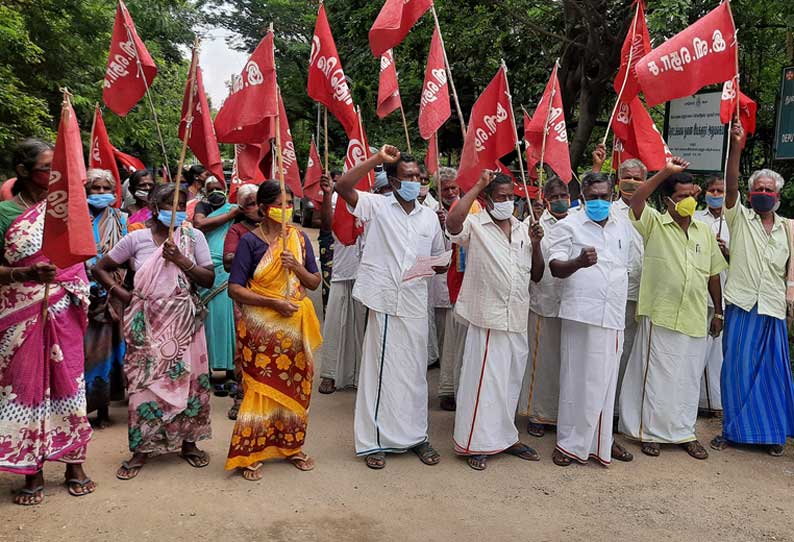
[489,200,514,221]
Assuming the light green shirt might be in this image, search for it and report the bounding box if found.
[723,202,789,320]
[631,206,728,338]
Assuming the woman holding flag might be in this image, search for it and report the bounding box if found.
[0,139,96,505]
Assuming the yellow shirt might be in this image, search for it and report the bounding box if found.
[723,202,789,320]
[631,206,728,338]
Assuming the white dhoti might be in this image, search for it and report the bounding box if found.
[619,317,708,444]
[699,307,723,412]
[518,311,562,423]
[427,293,439,366]
[320,280,367,389]
[453,325,528,455]
[557,320,622,465]
[354,310,429,455]
[616,300,638,410]
[438,309,467,398]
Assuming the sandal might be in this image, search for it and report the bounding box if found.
[505,442,540,461]
[552,449,572,467]
[611,441,633,462]
[710,435,729,451]
[769,445,785,457]
[213,383,229,398]
[318,378,336,395]
[412,442,441,466]
[180,449,210,468]
[14,486,44,506]
[288,453,315,471]
[641,442,660,457]
[116,460,145,480]
[439,396,456,412]
[527,421,545,438]
[365,452,386,470]
[227,400,241,421]
[682,440,708,460]
[467,455,487,470]
[242,463,263,481]
[65,478,96,497]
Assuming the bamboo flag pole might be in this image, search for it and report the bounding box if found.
[501,60,534,224]
[324,107,329,174]
[124,22,172,179]
[430,4,466,137]
[88,103,98,164]
[537,60,560,187]
[357,106,375,190]
[390,49,413,154]
[169,35,200,239]
[602,1,641,147]
[275,89,288,247]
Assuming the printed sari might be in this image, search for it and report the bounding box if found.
[225,227,322,469]
[123,224,212,455]
[84,207,127,413]
[0,201,92,474]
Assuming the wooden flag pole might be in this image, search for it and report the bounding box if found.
[169,35,200,239]
[357,106,375,190]
[537,60,560,188]
[399,102,413,154]
[430,4,466,137]
[602,1,641,147]
[275,89,288,247]
[323,107,329,174]
[502,61,534,224]
[88,103,98,165]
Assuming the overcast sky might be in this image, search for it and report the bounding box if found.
[198,29,249,108]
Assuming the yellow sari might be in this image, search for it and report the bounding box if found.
[225,227,322,469]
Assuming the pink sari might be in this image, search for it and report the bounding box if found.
[0,201,92,475]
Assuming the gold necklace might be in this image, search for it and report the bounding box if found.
[259,223,280,246]
[17,193,32,209]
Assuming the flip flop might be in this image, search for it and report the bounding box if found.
[710,435,729,451]
[288,453,315,471]
[412,442,441,466]
[526,422,545,438]
[769,445,785,457]
[505,442,540,461]
[318,378,336,395]
[180,449,210,468]
[242,463,263,482]
[65,478,96,497]
[365,452,386,470]
[14,486,44,506]
[467,455,487,470]
[116,460,145,480]
[552,449,572,467]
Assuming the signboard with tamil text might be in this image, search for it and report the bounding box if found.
[774,66,794,160]
[663,91,727,173]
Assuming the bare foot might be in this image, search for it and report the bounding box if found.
[14,470,44,506]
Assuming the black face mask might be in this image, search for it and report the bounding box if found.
[749,192,776,214]
[207,190,227,208]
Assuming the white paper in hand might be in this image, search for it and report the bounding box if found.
[403,250,452,282]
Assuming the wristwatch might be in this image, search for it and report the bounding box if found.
[713,313,724,321]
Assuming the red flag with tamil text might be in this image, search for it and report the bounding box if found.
[42,98,96,268]
[524,64,572,183]
[308,5,358,137]
[614,0,652,103]
[303,138,324,206]
[369,0,433,57]
[180,54,224,184]
[103,0,157,116]
[89,105,122,206]
[418,27,450,140]
[636,2,737,107]
[377,49,402,119]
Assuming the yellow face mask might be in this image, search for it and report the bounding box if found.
[267,206,293,224]
[671,196,697,218]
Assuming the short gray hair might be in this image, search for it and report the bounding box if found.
[618,159,647,180]
[236,183,258,202]
[86,168,116,190]
[748,169,785,193]
[436,167,457,185]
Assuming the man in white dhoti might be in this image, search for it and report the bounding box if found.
[694,176,731,415]
[446,170,544,470]
[335,145,446,470]
[619,162,728,460]
[548,172,635,467]
[518,176,570,437]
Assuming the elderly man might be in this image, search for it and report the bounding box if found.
[518,176,570,437]
[619,160,728,460]
[711,123,794,457]
[446,170,544,470]
[335,145,446,470]
[548,172,635,467]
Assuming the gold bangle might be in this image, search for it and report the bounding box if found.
[9,268,20,283]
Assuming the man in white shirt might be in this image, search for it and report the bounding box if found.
[548,172,635,467]
[335,145,446,470]
[446,170,545,470]
[518,176,570,438]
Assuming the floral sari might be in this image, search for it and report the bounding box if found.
[0,201,92,474]
[123,224,212,455]
[225,227,322,469]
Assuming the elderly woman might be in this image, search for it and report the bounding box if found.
[0,139,95,505]
[225,180,322,481]
[711,123,794,457]
[126,169,156,231]
[94,184,215,480]
[84,169,128,428]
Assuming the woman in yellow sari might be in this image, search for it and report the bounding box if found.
[225,181,322,481]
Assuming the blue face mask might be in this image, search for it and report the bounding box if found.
[87,193,116,209]
[395,180,421,202]
[705,194,724,209]
[584,199,611,222]
[157,210,187,228]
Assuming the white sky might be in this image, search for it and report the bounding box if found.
[198,29,249,108]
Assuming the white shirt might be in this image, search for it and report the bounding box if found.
[613,198,643,302]
[329,194,361,282]
[525,210,564,318]
[548,207,633,330]
[449,211,533,333]
[352,191,445,318]
[694,208,730,308]
[422,192,440,211]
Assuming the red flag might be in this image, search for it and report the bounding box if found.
[455,67,517,192]
[614,1,652,103]
[229,144,266,203]
[112,147,145,173]
[377,50,402,119]
[335,110,373,245]
[418,27,451,140]
[303,138,324,206]
[495,160,539,199]
[369,0,433,57]
[425,133,439,176]
[720,78,757,135]
[612,97,671,171]
[308,5,358,137]
[524,64,572,183]
[274,95,303,197]
[42,98,97,268]
[102,1,157,116]
[180,55,224,184]
[636,2,737,108]
[89,105,122,206]
[214,32,277,144]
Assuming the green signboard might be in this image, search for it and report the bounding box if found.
[775,66,794,160]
